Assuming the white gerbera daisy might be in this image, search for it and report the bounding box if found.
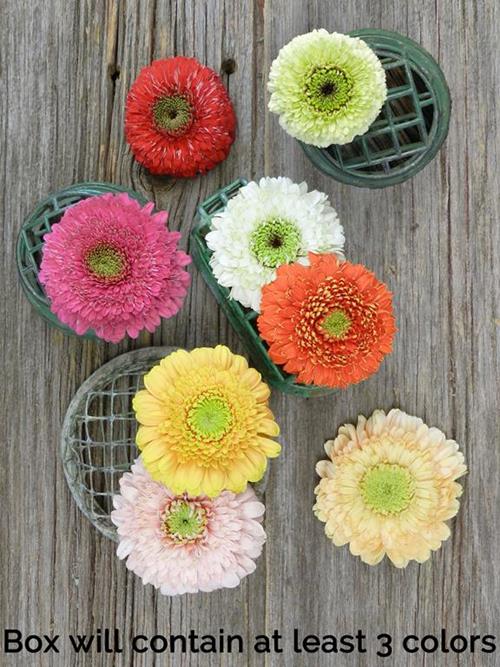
[205,177,344,312]
[268,30,387,147]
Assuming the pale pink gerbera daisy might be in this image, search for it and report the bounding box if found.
[111,459,266,595]
[39,192,190,342]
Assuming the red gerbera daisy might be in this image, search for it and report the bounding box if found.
[257,253,396,388]
[125,57,236,177]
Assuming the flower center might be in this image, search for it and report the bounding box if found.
[85,243,125,280]
[153,95,192,133]
[161,499,208,544]
[304,64,354,114]
[187,395,234,441]
[250,217,302,268]
[361,463,415,515]
[321,309,352,338]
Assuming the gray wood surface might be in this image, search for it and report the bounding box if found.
[1,1,499,665]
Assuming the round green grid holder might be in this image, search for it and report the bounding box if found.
[61,347,269,541]
[62,347,176,541]
[190,179,334,397]
[300,29,451,188]
[16,182,148,339]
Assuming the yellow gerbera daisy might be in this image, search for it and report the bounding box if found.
[133,346,281,497]
[314,409,466,567]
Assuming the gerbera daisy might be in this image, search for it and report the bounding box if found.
[39,193,190,343]
[205,177,344,311]
[112,459,266,595]
[314,409,467,567]
[268,30,387,147]
[257,253,396,388]
[133,346,280,497]
[125,57,236,177]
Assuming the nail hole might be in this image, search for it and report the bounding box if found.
[221,58,236,75]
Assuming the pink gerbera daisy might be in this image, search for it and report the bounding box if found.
[111,459,266,595]
[39,193,191,342]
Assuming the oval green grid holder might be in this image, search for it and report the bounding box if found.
[16,182,148,339]
[190,179,334,397]
[301,29,451,188]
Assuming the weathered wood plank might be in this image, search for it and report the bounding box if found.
[1,0,499,666]
[263,1,500,666]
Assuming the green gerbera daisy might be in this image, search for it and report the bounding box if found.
[268,29,387,147]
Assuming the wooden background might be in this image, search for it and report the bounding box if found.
[1,1,499,665]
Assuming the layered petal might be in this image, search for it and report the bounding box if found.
[111,459,266,595]
[39,192,190,342]
[258,253,396,388]
[268,30,387,147]
[206,177,344,311]
[314,409,467,567]
[132,346,281,497]
[125,57,235,177]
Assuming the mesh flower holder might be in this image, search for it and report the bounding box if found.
[61,347,269,541]
[16,182,148,338]
[300,29,451,188]
[190,179,334,397]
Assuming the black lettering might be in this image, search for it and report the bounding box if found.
[355,630,367,653]
[200,636,216,653]
[339,635,355,653]
[403,635,419,653]
[43,635,60,653]
[376,633,392,658]
[421,635,438,653]
[25,636,43,653]
[4,630,23,653]
[188,631,199,653]
[150,635,167,653]
[482,636,496,653]
[469,635,481,653]
[293,629,301,653]
[450,635,467,653]
[227,634,243,653]
[271,630,283,653]
[131,635,148,653]
[254,634,271,653]
[69,634,94,653]
[440,628,449,653]
[170,634,186,653]
[302,635,320,653]
[321,635,338,653]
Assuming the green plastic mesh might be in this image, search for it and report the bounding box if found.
[301,30,451,188]
[61,348,177,542]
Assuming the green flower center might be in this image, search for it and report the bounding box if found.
[361,463,415,516]
[304,64,354,114]
[321,309,352,338]
[187,396,234,441]
[162,500,208,543]
[85,243,125,279]
[250,217,302,268]
[153,95,192,133]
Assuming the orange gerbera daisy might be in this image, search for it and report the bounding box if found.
[257,253,396,387]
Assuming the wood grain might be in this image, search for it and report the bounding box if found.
[1,1,499,665]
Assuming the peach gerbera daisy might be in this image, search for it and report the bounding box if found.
[314,409,467,567]
[133,346,281,497]
[257,253,396,388]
